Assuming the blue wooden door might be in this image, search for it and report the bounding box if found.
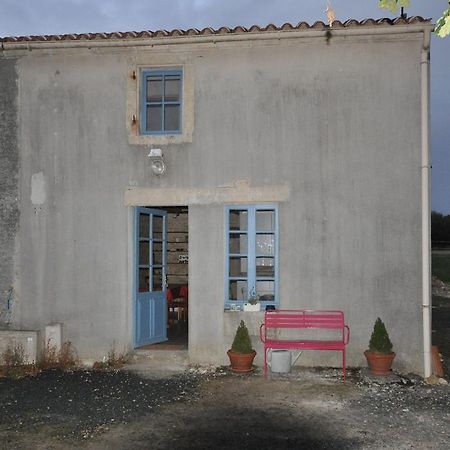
[134,207,167,347]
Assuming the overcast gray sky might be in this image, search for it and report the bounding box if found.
[1,0,449,213]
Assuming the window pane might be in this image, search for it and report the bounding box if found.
[139,268,150,292]
[164,76,180,101]
[153,215,163,240]
[229,210,247,231]
[256,257,274,278]
[256,234,274,255]
[229,234,247,254]
[225,205,277,307]
[147,76,162,102]
[256,210,275,231]
[152,267,163,291]
[147,105,162,131]
[153,241,163,265]
[256,280,274,302]
[164,104,180,131]
[139,214,149,237]
[139,241,149,265]
[229,257,248,277]
[229,280,247,301]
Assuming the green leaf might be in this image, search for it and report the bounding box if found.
[435,8,450,38]
[378,0,410,13]
[379,0,398,13]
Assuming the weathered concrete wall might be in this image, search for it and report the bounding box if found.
[6,32,424,371]
[14,52,132,361]
[189,204,224,364]
[0,58,19,326]
[0,330,38,364]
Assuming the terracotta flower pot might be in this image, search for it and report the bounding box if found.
[227,349,256,373]
[364,350,396,376]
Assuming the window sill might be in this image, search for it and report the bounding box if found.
[127,131,193,146]
[224,309,266,313]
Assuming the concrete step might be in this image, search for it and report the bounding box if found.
[123,349,190,378]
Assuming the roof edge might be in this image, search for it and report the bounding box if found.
[0,17,432,43]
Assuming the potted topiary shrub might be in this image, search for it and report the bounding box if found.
[364,317,396,376]
[227,320,257,372]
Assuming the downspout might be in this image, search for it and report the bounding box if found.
[421,28,432,378]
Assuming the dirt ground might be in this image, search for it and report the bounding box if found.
[1,367,450,450]
[0,285,448,450]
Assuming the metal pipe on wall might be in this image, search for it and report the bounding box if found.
[421,28,432,379]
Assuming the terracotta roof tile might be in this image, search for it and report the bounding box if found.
[0,17,431,43]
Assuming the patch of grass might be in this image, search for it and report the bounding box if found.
[1,341,79,379]
[432,254,450,283]
[0,344,37,379]
[58,342,79,369]
[92,345,129,370]
[39,340,59,369]
[38,341,79,371]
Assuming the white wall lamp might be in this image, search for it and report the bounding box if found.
[147,148,166,176]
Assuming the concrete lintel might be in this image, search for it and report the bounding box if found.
[124,183,290,206]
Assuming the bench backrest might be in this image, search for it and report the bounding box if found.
[264,310,345,330]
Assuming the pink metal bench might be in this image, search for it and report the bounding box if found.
[259,310,350,381]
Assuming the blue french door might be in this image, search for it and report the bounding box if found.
[134,207,167,347]
[225,205,278,309]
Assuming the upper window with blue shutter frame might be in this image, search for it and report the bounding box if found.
[140,68,183,135]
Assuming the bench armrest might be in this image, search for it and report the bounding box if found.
[344,325,350,345]
[259,323,266,343]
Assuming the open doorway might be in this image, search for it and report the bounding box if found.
[134,206,188,350]
[164,206,189,348]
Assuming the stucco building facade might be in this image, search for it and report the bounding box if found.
[0,17,433,374]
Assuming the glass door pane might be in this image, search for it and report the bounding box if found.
[139,268,150,292]
[256,234,274,255]
[229,280,247,301]
[256,210,275,231]
[229,234,247,254]
[229,257,248,277]
[139,241,149,265]
[256,257,274,278]
[152,267,163,291]
[256,280,274,302]
[153,215,163,240]
[229,210,248,231]
[139,214,149,237]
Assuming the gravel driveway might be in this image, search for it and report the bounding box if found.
[1,367,449,450]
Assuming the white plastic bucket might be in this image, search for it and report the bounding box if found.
[270,350,292,373]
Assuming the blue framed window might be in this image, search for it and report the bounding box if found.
[140,68,182,135]
[225,205,279,309]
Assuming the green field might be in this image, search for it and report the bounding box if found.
[432,252,450,283]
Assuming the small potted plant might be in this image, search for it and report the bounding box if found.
[243,287,260,312]
[364,318,396,376]
[227,320,256,372]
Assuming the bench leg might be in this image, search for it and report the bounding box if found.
[264,347,268,378]
[342,349,346,383]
